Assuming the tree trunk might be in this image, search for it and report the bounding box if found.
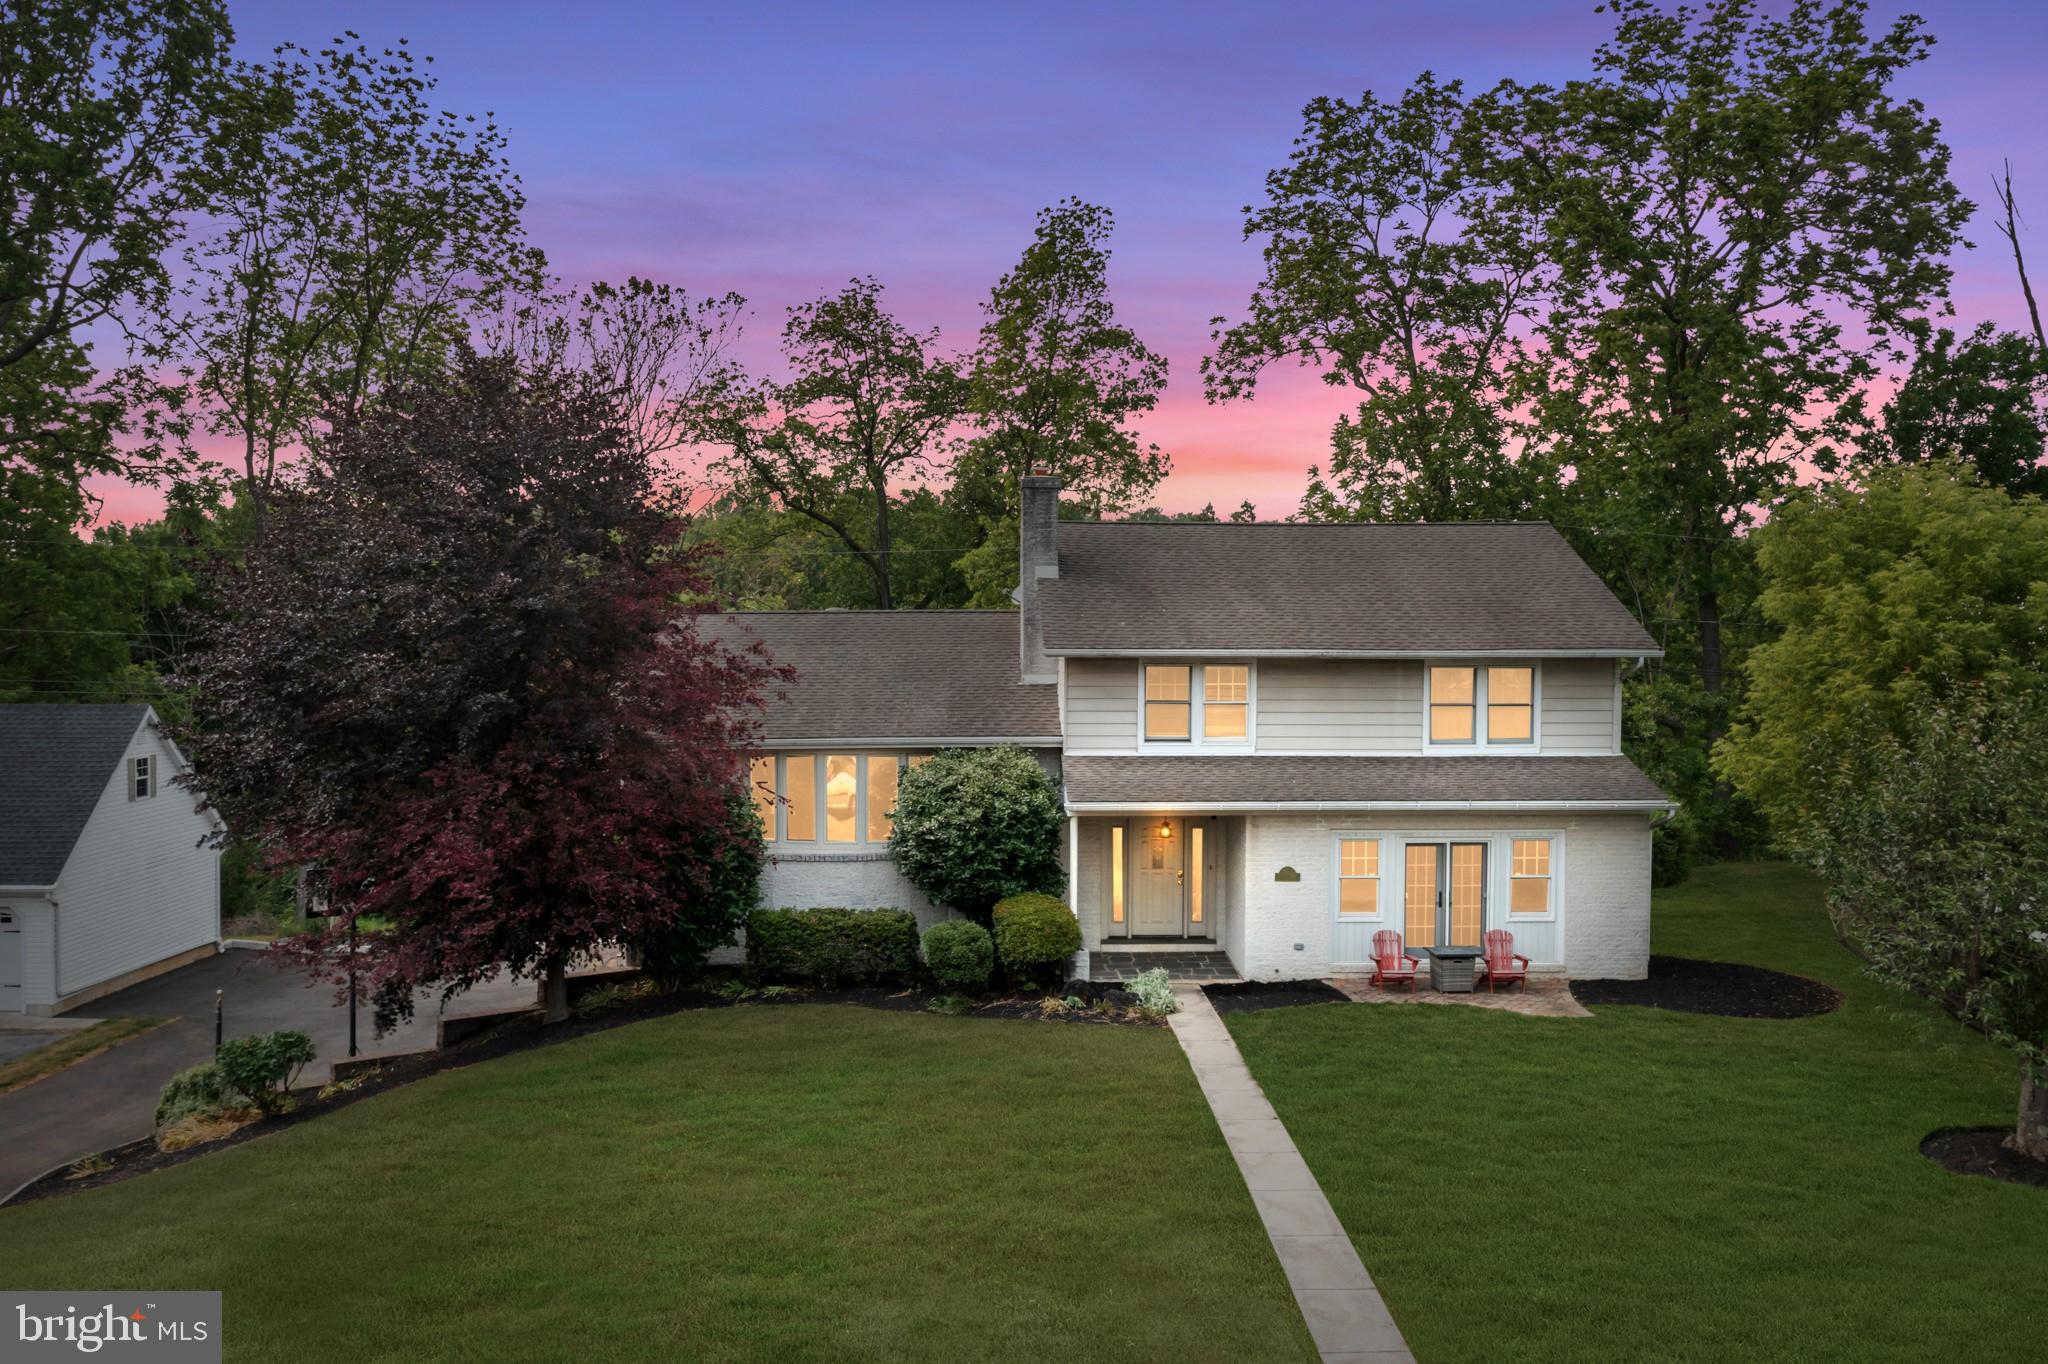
[542,960,570,1025]
[2011,1060,2048,1162]
[1698,587,1723,698]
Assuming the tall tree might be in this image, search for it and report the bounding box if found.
[1475,0,1970,699]
[691,278,966,609]
[1864,323,2048,496]
[1,0,228,505]
[172,36,545,511]
[1207,74,1543,523]
[177,352,780,1024]
[957,199,1169,522]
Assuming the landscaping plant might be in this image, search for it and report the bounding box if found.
[213,1030,315,1114]
[744,908,920,987]
[991,892,1082,988]
[890,746,1064,920]
[1126,968,1177,1017]
[921,920,994,993]
[155,1063,230,1129]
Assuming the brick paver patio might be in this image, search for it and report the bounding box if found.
[1328,972,1591,1017]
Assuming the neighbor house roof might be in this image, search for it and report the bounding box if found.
[700,611,1061,744]
[1061,754,1671,809]
[1036,521,1659,657]
[0,704,151,887]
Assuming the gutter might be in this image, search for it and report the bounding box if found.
[1046,648,1664,662]
[1064,799,1679,816]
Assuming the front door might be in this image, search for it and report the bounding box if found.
[1402,843,1487,952]
[1131,818,1185,936]
[0,910,22,1012]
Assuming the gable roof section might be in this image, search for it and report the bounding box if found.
[699,611,1060,744]
[1037,521,1659,656]
[1062,754,1671,809]
[0,704,151,887]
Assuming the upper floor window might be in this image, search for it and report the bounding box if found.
[1143,663,1253,747]
[752,752,929,845]
[129,755,155,800]
[1428,665,1536,747]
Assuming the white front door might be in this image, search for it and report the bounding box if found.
[0,909,23,1012]
[1131,819,1185,936]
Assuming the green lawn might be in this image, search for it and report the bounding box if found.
[3,1006,1314,1363]
[1228,861,2048,1363]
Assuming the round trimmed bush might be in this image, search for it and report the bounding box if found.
[992,892,1081,985]
[890,746,1064,920]
[922,919,994,992]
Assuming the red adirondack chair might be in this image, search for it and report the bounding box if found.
[1370,930,1421,992]
[1482,930,1531,993]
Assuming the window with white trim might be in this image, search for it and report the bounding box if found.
[1509,838,1553,916]
[1142,662,1253,747]
[1336,838,1381,917]
[130,755,154,800]
[1427,664,1537,747]
[752,753,929,845]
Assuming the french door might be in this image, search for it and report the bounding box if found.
[1402,842,1486,951]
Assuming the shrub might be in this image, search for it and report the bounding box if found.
[744,907,920,986]
[1126,967,1178,1016]
[992,892,1081,986]
[628,788,765,989]
[922,919,994,991]
[890,746,1064,920]
[214,1029,315,1114]
[155,1062,230,1129]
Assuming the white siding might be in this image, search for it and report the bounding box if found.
[1,896,56,1011]
[1233,810,1651,981]
[1539,658,1621,755]
[50,723,220,998]
[1063,658,1138,751]
[1255,660,1422,752]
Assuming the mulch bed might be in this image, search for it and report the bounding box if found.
[1920,1127,2048,1190]
[3,974,1149,1208]
[1203,978,1351,1016]
[1569,954,1841,1019]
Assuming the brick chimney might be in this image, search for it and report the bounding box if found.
[1017,470,1061,684]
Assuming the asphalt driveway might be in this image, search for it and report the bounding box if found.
[0,949,541,1196]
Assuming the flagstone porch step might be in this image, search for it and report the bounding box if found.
[1090,950,1241,983]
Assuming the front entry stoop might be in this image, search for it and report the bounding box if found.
[1167,984,1415,1363]
[1090,950,1239,982]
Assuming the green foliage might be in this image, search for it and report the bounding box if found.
[154,1062,230,1128]
[213,1030,315,1114]
[628,788,765,989]
[921,919,994,992]
[991,893,1081,985]
[1782,685,2048,1148]
[691,278,968,609]
[218,837,298,932]
[1718,464,2048,835]
[889,746,1065,920]
[956,198,1169,526]
[1125,968,1177,1017]
[1863,323,2048,497]
[743,908,921,987]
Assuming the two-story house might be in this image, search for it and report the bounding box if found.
[706,473,1670,982]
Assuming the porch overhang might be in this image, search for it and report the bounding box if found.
[1062,754,1676,815]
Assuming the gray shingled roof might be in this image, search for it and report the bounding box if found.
[700,612,1060,743]
[1062,754,1671,807]
[1037,521,1659,656]
[0,704,150,886]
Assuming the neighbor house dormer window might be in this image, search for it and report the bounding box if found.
[1142,663,1254,747]
[129,755,154,800]
[1427,665,1537,747]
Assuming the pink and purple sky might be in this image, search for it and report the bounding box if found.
[96,0,2048,522]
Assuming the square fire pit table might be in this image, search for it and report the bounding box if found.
[1429,947,1483,993]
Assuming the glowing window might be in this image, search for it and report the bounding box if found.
[1429,666,1476,742]
[749,756,776,841]
[1203,666,1248,739]
[865,755,899,842]
[1510,838,1552,915]
[1110,825,1125,924]
[1144,665,1191,740]
[1190,825,1205,924]
[784,755,816,841]
[1488,667,1534,743]
[1337,838,1380,917]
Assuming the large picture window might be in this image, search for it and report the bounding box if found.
[1428,664,1538,747]
[1143,662,1254,747]
[753,753,927,846]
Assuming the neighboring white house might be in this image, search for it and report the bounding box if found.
[0,704,223,1015]
[703,474,1673,982]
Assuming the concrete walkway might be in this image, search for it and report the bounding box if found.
[1168,985,1415,1363]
